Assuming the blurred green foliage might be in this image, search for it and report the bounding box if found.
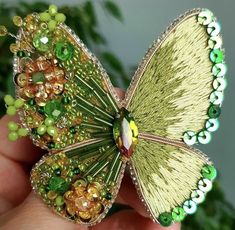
[0,0,129,117]
[0,1,234,229]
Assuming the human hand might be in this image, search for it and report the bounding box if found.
[0,89,180,230]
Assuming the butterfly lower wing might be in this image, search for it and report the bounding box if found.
[126,9,226,144]
[14,12,119,150]
[130,139,216,226]
[31,139,126,226]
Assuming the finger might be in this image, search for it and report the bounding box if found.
[91,210,181,230]
[0,115,44,213]
[0,115,44,164]
[0,193,87,230]
[116,172,148,217]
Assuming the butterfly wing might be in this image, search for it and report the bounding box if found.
[13,10,126,225]
[14,12,119,150]
[130,139,216,226]
[125,9,225,226]
[31,139,126,226]
[126,9,226,144]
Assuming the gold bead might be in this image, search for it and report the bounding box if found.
[0,25,8,36]
[13,16,23,27]
[47,190,57,200]
[78,211,92,220]
[9,43,19,53]
[86,185,100,201]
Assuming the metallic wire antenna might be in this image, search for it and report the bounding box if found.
[0,5,226,227]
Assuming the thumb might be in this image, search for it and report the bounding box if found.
[0,192,87,230]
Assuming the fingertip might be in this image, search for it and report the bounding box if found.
[92,210,179,230]
[0,115,44,164]
[0,192,87,230]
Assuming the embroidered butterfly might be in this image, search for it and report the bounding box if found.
[2,6,227,227]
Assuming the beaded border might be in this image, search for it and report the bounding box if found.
[183,9,227,146]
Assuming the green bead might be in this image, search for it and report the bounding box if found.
[16,50,26,58]
[48,141,55,149]
[44,100,65,119]
[7,106,16,116]
[55,42,74,61]
[202,165,217,181]
[48,177,69,194]
[49,4,58,16]
[73,167,80,175]
[38,107,45,115]
[55,13,66,23]
[100,191,107,198]
[8,132,19,141]
[32,72,45,84]
[45,117,55,126]
[18,128,28,137]
[33,31,52,52]
[172,207,186,222]
[105,192,112,200]
[14,98,24,109]
[28,98,36,106]
[37,125,47,135]
[69,126,77,134]
[158,212,173,227]
[39,12,51,22]
[62,96,70,104]
[4,95,15,106]
[38,187,46,194]
[87,175,93,182]
[48,20,57,31]
[210,49,224,64]
[54,168,61,176]
[8,121,18,131]
[55,195,64,206]
[208,105,221,118]
[47,126,57,136]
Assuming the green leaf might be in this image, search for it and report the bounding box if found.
[83,0,97,26]
[103,1,123,21]
[89,29,106,44]
[101,52,124,73]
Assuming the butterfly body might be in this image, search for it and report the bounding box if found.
[1,6,226,227]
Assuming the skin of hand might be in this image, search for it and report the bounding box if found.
[0,88,180,230]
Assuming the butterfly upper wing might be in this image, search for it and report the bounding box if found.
[125,9,225,226]
[126,9,226,144]
[14,13,119,151]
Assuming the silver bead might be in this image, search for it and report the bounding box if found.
[208,36,223,49]
[183,200,197,215]
[212,63,227,77]
[197,130,212,144]
[210,91,224,105]
[213,77,227,91]
[206,118,220,132]
[198,178,213,192]
[207,22,221,37]
[183,131,197,145]
[191,189,205,204]
[198,10,214,25]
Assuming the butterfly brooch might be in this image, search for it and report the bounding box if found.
[0,5,227,227]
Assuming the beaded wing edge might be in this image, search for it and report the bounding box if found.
[0,5,226,227]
